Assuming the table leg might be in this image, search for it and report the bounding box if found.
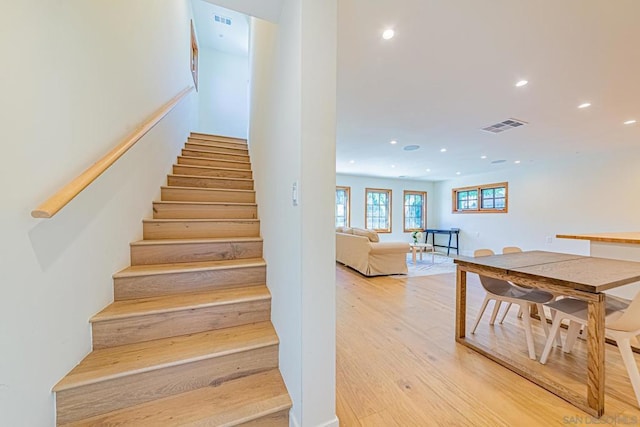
[411,246,417,264]
[586,294,605,417]
[455,267,467,339]
[447,233,452,256]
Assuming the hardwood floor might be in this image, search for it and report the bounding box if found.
[336,263,640,426]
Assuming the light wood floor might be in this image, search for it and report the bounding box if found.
[336,264,640,426]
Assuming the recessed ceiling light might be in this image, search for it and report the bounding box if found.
[349,160,355,164]
[391,165,396,168]
[481,155,487,159]
[515,80,528,87]
[440,148,447,153]
[456,172,461,175]
[578,102,591,109]
[425,169,431,172]
[624,119,637,125]
[403,145,420,151]
[382,29,395,40]
[514,160,521,164]
[389,140,398,145]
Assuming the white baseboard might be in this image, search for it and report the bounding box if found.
[290,412,339,427]
[290,412,300,427]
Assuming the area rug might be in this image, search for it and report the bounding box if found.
[391,253,457,278]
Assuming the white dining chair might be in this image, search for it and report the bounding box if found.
[539,293,640,406]
[472,249,555,359]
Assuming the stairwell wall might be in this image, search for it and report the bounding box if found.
[0,2,197,426]
[248,0,338,425]
[196,47,249,139]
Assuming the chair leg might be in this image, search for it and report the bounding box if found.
[563,320,582,353]
[517,306,524,319]
[489,300,502,325]
[499,302,512,324]
[472,295,491,334]
[536,303,550,337]
[540,313,565,364]
[616,338,640,408]
[550,309,563,347]
[521,304,537,360]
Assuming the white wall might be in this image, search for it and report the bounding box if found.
[196,47,249,138]
[248,0,338,425]
[0,2,197,426]
[432,147,640,257]
[336,174,435,243]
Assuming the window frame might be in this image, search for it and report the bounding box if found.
[452,182,508,214]
[365,188,392,233]
[335,186,351,228]
[403,190,427,232]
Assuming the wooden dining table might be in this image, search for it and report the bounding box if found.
[454,250,640,417]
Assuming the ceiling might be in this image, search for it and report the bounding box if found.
[192,1,249,56]
[196,0,640,182]
[337,0,640,181]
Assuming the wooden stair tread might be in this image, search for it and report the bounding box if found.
[181,148,250,158]
[153,200,257,207]
[61,369,290,427]
[185,141,249,152]
[91,286,271,321]
[173,164,251,173]
[179,155,250,165]
[168,174,253,182]
[53,321,277,391]
[114,257,266,278]
[161,185,255,193]
[131,237,263,246]
[142,218,259,224]
[161,186,255,194]
[190,132,247,143]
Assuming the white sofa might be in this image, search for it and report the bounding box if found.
[336,227,409,276]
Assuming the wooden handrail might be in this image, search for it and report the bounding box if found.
[31,86,194,219]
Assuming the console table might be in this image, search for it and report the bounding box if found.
[425,228,460,256]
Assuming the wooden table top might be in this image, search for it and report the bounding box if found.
[556,232,640,244]
[455,250,640,293]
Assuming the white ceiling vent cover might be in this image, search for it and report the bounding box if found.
[481,118,528,134]
[214,15,232,25]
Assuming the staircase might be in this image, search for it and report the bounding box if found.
[53,133,291,426]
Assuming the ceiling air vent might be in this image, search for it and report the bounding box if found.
[481,118,528,134]
[214,15,232,25]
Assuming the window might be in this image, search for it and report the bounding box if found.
[403,191,426,232]
[335,186,350,227]
[365,188,392,232]
[452,182,508,213]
